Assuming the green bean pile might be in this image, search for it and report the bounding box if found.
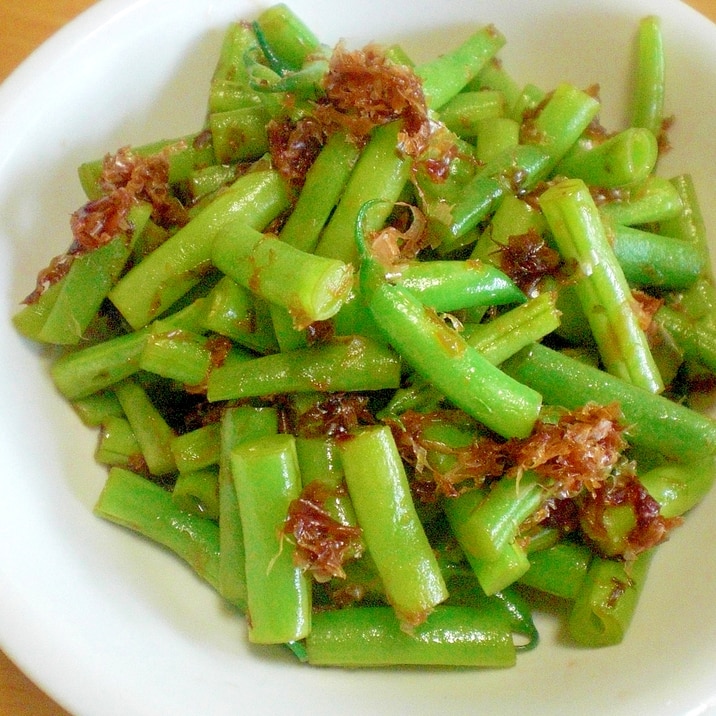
[14,4,716,668]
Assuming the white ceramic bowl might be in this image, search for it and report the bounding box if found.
[2,1,716,714]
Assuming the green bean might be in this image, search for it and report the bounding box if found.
[218,406,278,611]
[211,221,354,329]
[170,423,221,475]
[206,335,401,401]
[638,457,716,518]
[208,107,271,164]
[139,328,214,387]
[611,223,704,290]
[555,127,658,189]
[568,550,653,647]
[358,202,541,439]
[395,258,525,312]
[519,540,593,600]
[77,135,216,200]
[231,433,311,643]
[305,605,516,667]
[502,342,716,460]
[659,174,711,271]
[172,466,220,521]
[314,122,411,264]
[95,416,142,470]
[630,16,666,138]
[31,203,153,345]
[113,378,176,477]
[539,177,663,393]
[72,391,124,427]
[339,426,448,626]
[109,170,291,329]
[438,90,506,138]
[444,472,543,563]
[253,3,322,74]
[50,298,209,401]
[95,467,221,590]
[599,174,682,226]
[654,305,716,373]
[202,275,279,354]
[430,144,551,253]
[521,82,601,175]
[417,25,506,110]
[475,116,520,163]
[278,131,360,254]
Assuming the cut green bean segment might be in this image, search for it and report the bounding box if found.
[306,605,516,667]
[502,343,716,460]
[231,433,311,643]
[139,329,213,387]
[519,540,593,600]
[77,134,216,199]
[202,276,279,353]
[630,16,665,137]
[207,335,400,401]
[568,550,653,647]
[172,466,220,521]
[655,305,716,373]
[555,127,658,189]
[314,122,412,264]
[395,259,525,311]
[540,177,663,393]
[599,175,682,226]
[444,472,543,563]
[611,223,704,290]
[417,25,506,109]
[114,378,176,476]
[521,82,601,175]
[95,467,221,590]
[109,170,291,329]
[95,416,142,469]
[171,423,221,474]
[438,90,506,138]
[638,458,716,519]
[357,210,542,439]
[339,426,448,626]
[32,203,152,344]
[211,221,353,329]
[278,131,360,254]
[218,407,278,611]
[253,3,322,73]
[50,298,208,400]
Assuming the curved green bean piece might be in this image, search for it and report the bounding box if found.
[357,203,542,439]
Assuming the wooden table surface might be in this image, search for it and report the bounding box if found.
[1,0,716,713]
